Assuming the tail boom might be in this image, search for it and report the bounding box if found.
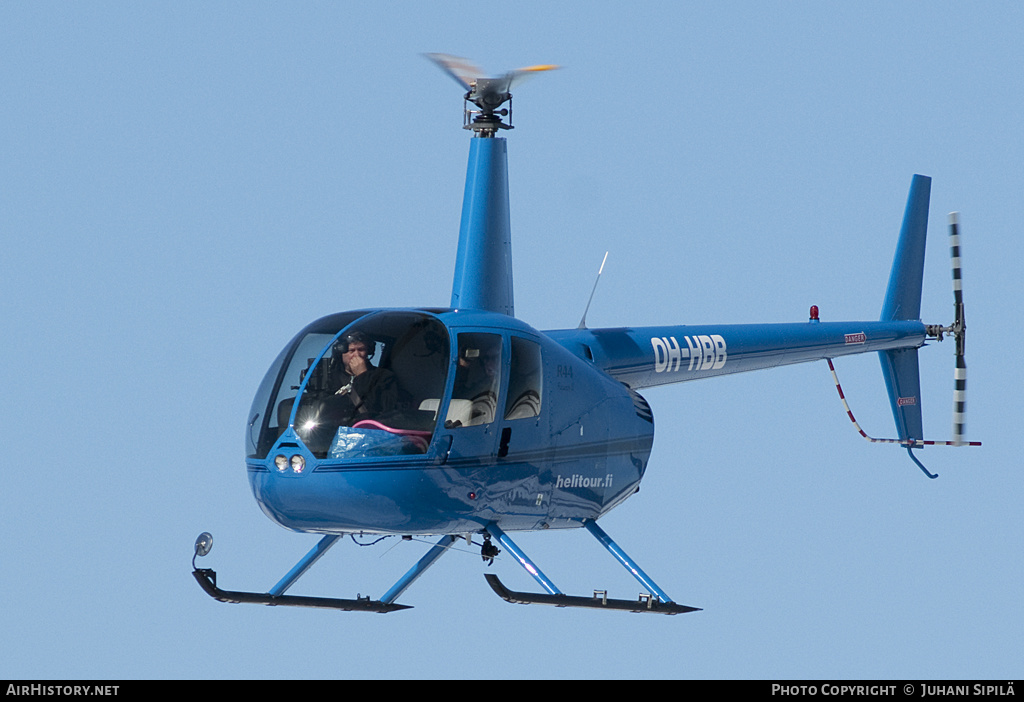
[547,320,925,390]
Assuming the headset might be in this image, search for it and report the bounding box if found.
[333,331,376,359]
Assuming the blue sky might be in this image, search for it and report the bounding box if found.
[2,2,1021,680]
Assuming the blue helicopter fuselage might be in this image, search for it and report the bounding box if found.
[246,308,656,535]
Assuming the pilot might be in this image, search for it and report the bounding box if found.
[324,331,399,424]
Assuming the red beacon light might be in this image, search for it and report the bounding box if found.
[809,305,820,322]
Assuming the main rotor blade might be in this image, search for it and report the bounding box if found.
[426,54,559,94]
[504,64,560,91]
[424,53,484,91]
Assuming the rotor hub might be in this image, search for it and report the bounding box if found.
[425,53,558,137]
[464,99,512,136]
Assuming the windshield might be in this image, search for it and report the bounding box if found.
[246,311,369,458]
[247,311,450,459]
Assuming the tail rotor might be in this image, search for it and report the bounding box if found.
[926,213,978,447]
[949,213,968,445]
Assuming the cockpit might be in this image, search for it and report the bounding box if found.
[247,311,452,461]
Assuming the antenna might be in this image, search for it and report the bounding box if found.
[578,251,609,329]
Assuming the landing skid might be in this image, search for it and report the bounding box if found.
[192,568,410,613]
[191,532,458,614]
[192,523,701,615]
[485,574,699,614]
[482,520,701,615]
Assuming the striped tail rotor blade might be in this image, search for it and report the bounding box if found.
[949,213,969,445]
[953,354,968,446]
[950,212,964,309]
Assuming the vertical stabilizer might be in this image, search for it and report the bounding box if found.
[879,175,930,454]
[880,174,931,322]
[450,137,514,316]
[879,347,925,442]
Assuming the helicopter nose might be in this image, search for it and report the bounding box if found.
[251,464,414,533]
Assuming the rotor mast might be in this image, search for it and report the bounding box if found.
[427,55,557,315]
[450,134,514,314]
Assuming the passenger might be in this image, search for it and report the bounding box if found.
[454,344,499,398]
[450,340,501,426]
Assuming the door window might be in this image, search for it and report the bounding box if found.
[504,336,543,420]
[446,333,503,428]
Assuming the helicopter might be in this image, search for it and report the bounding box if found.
[192,54,979,615]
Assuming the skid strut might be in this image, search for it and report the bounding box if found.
[483,522,700,615]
